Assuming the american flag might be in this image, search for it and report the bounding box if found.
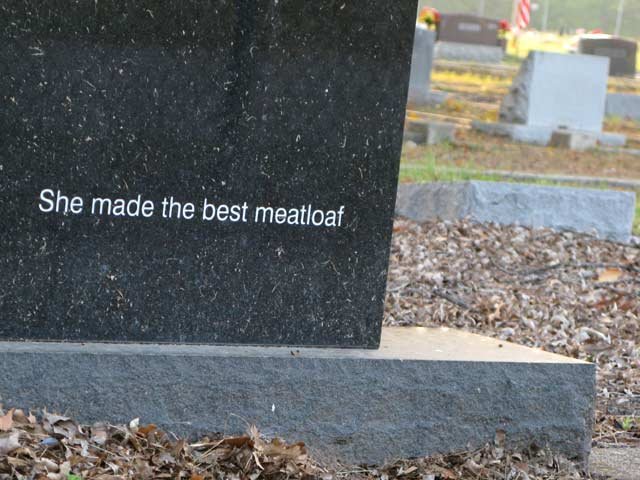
[516,0,531,29]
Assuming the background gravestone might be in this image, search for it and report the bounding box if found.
[606,92,640,121]
[500,51,609,133]
[578,35,637,77]
[407,24,436,107]
[434,13,504,64]
[436,13,500,46]
[0,0,418,348]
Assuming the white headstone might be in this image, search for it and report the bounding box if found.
[500,51,609,133]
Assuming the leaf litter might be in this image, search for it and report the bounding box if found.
[0,409,587,479]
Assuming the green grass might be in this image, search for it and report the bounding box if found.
[400,154,501,183]
[400,153,640,236]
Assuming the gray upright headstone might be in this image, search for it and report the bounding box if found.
[407,24,436,107]
[500,51,609,133]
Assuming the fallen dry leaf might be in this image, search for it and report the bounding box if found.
[0,409,14,432]
[597,267,624,283]
[138,424,157,437]
[0,410,590,480]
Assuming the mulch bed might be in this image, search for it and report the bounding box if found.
[0,409,586,479]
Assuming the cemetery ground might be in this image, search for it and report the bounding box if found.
[393,57,640,478]
[1,218,637,480]
[404,64,640,236]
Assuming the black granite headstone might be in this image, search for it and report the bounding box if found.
[436,14,500,46]
[578,35,637,77]
[0,1,417,347]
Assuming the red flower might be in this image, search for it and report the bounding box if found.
[418,6,441,26]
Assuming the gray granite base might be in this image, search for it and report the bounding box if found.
[0,328,594,465]
[472,120,627,147]
[396,181,636,242]
[434,41,505,64]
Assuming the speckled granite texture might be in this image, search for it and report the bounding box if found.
[0,1,417,346]
[0,328,596,465]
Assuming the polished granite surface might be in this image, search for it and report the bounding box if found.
[0,1,417,346]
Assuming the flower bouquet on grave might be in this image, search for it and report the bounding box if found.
[498,19,511,37]
[498,19,511,49]
[418,6,440,30]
